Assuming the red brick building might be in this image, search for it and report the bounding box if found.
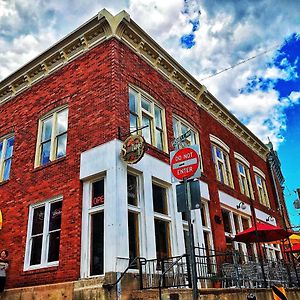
[0,9,290,294]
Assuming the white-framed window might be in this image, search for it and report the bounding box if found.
[210,136,233,188]
[200,201,213,255]
[236,162,254,199]
[24,196,62,270]
[129,87,167,152]
[173,116,203,171]
[0,134,14,182]
[35,106,68,167]
[221,207,256,260]
[152,181,171,260]
[263,243,282,262]
[89,178,105,276]
[127,172,141,266]
[254,169,270,207]
[172,116,198,146]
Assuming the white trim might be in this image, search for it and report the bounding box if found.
[0,134,14,182]
[218,190,252,216]
[24,195,63,271]
[253,166,266,179]
[209,134,230,153]
[234,152,250,167]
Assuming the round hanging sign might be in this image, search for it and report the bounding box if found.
[121,134,147,164]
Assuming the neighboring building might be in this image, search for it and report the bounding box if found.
[0,9,290,294]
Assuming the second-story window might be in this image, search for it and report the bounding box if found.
[210,135,233,188]
[172,117,197,146]
[0,134,15,182]
[255,173,270,207]
[234,154,254,199]
[35,107,68,167]
[129,87,166,152]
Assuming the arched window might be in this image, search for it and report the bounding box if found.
[210,135,234,188]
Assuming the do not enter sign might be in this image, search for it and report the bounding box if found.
[170,146,200,182]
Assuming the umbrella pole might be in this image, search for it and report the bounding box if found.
[255,235,267,288]
[251,203,267,287]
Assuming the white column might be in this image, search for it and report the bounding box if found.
[104,142,129,273]
[80,181,90,278]
[142,171,156,259]
[170,185,184,256]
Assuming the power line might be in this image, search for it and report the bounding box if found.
[199,44,280,82]
[284,183,296,198]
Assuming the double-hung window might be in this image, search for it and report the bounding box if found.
[152,182,171,260]
[210,135,233,188]
[172,116,197,146]
[90,179,105,276]
[254,168,270,207]
[35,107,68,167]
[0,134,14,182]
[25,197,62,270]
[127,173,141,266]
[129,87,167,151]
[234,154,254,198]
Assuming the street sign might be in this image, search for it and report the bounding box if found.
[172,130,192,149]
[170,145,200,183]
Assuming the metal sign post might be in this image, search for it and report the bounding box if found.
[170,144,200,300]
[184,177,198,300]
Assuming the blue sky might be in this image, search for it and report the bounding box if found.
[0,0,299,227]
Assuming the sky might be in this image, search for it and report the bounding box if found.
[0,0,299,227]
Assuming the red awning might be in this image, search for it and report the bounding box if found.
[233,223,292,243]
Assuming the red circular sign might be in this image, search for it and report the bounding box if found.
[171,147,199,180]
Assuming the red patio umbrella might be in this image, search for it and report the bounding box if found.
[233,223,292,243]
[285,243,300,253]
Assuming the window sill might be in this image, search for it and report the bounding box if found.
[0,179,9,187]
[32,156,66,173]
[22,264,59,275]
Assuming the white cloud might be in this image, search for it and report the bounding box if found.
[0,0,300,149]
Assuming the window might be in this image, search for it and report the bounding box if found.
[210,136,233,188]
[255,174,270,207]
[200,201,213,259]
[127,173,140,266]
[0,134,14,182]
[253,167,270,207]
[129,87,167,151]
[90,179,105,275]
[152,183,171,260]
[221,208,255,261]
[263,243,282,261]
[172,116,197,146]
[236,162,254,198]
[35,107,68,167]
[25,197,62,270]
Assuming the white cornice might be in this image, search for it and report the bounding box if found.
[0,9,269,160]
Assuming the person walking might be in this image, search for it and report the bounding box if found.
[0,250,9,293]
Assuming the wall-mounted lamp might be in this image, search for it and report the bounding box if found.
[266,215,274,222]
[237,201,246,210]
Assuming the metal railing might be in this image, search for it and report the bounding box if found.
[102,248,300,293]
[102,256,146,291]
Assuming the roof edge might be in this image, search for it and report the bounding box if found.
[0,9,269,160]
